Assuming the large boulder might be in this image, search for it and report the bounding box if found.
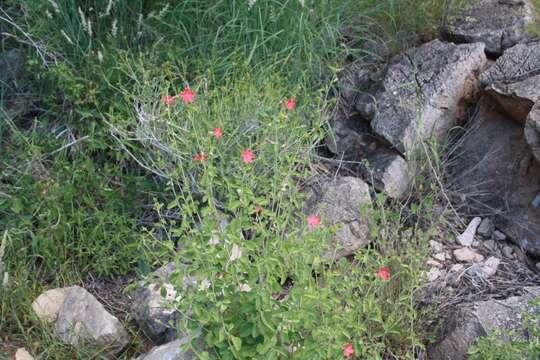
[305,176,372,260]
[355,40,487,156]
[427,287,540,360]
[449,96,540,256]
[130,262,196,343]
[442,0,536,56]
[480,41,540,123]
[55,286,129,355]
[32,287,74,323]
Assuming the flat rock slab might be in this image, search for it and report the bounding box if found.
[450,96,540,256]
[55,286,129,355]
[480,41,540,122]
[356,40,487,156]
[305,176,372,260]
[442,0,536,56]
[428,287,540,360]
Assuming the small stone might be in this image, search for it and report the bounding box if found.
[502,246,514,259]
[493,230,507,242]
[477,218,495,238]
[453,248,485,263]
[427,259,443,268]
[433,252,447,262]
[457,217,482,247]
[450,264,465,273]
[56,286,129,355]
[536,262,540,271]
[14,348,34,360]
[483,240,496,251]
[467,257,501,278]
[429,240,444,253]
[135,336,197,360]
[428,268,443,282]
[472,240,480,248]
[32,287,74,323]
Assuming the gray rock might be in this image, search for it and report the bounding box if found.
[361,147,411,199]
[442,0,536,56]
[14,348,34,360]
[32,287,74,323]
[55,286,129,355]
[449,96,540,256]
[466,256,501,278]
[453,248,484,263]
[428,287,540,360]
[493,230,507,241]
[457,217,482,246]
[502,245,515,258]
[477,218,495,238]
[356,40,487,156]
[305,176,372,260]
[130,263,195,343]
[480,41,540,123]
[525,103,540,162]
[135,337,196,360]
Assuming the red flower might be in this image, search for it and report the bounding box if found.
[377,266,391,281]
[343,343,354,358]
[241,149,255,164]
[192,152,208,162]
[307,214,321,228]
[162,95,176,106]
[285,97,296,110]
[180,87,196,104]
[212,127,223,139]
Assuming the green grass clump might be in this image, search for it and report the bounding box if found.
[1,0,454,358]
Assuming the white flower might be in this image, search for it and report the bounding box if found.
[237,283,252,292]
[208,235,220,245]
[248,0,257,9]
[229,244,242,262]
[111,18,118,37]
[198,278,211,291]
[97,50,103,63]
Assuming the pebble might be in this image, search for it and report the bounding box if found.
[428,268,443,282]
[493,230,507,241]
[450,264,465,273]
[457,217,481,247]
[453,247,485,263]
[14,348,34,360]
[433,252,447,262]
[477,218,495,238]
[472,240,480,248]
[429,240,444,253]
[536,262,540,271]
[502,246,514,259]
[427,259,443,268]
[467,257,500,278]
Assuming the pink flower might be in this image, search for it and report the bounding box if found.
[212,127,223,139]
[192,152,208,162]
[343,343,354,358]
[307,214,321,228]
[179,87,196,104]
[377,266,391,281]
[285,97,296,110]
[162,95,176,106]
[241,149,255,164]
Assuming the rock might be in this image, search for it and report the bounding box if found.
[467,257,501,278]
[525,103,540,163]
[305,176,372,260]
[536,262,540,271]
[355,40,487,156]
[449,96,540,256]
[453,248,485,263]
[433,252,448,262]
[428,268,443,282]
[483,239,496,251]
[480,41,540,123]
[14,348,34,360]
[337,62,382,107]
[135,337,196,360]
[429,240,444,253]
[130,262,195,343]
[457,217,482,246]
[427,259,443,268]
[450,264,465,273]
[55,286,129,355]
[477,218,495,238]
[326,116,411,199]
[502,245,514,258]
[428,287,540,360]
[442,0,536,56]
[32,287,74,323]
[493,230,507,242]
